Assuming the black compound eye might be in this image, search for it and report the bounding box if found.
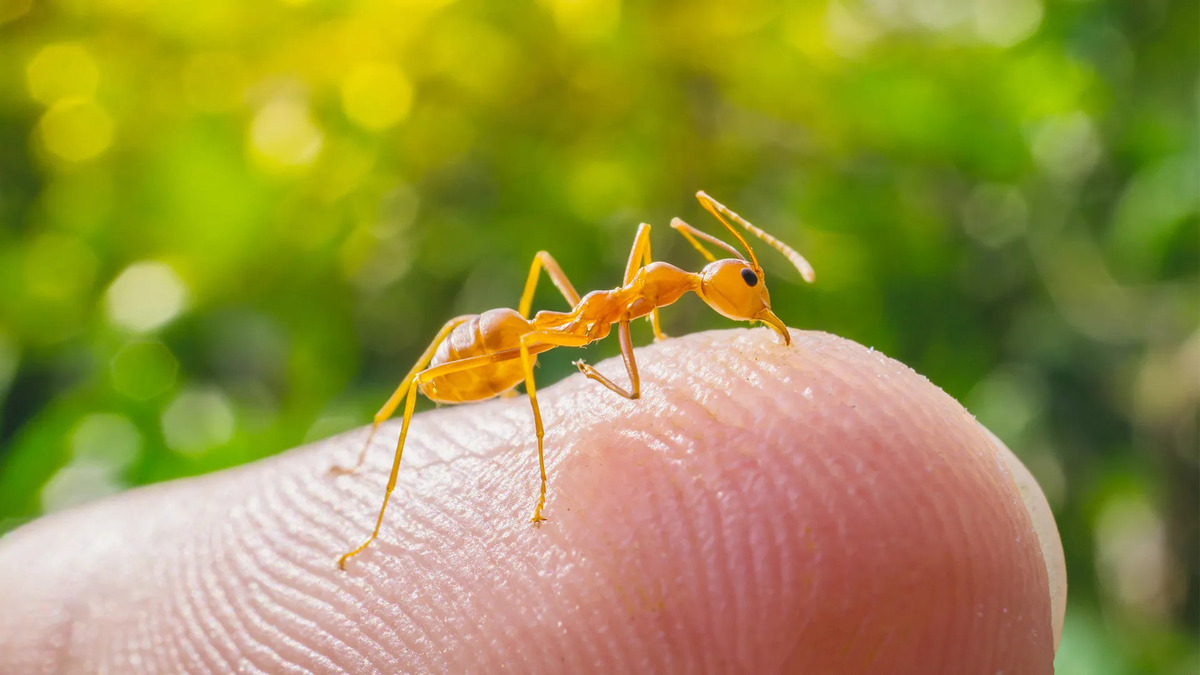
[740,268,759,287]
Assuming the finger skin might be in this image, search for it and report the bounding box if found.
[0,329,1059,673]
[991,428,1067,650]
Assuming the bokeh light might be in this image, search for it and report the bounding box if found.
[37,99,115,162]
[249,96,324,170]
[161,386,235,456]
[26,43,99,105]
[105,261,189,333]
[341,62,414,131]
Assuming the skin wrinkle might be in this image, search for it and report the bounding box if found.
[276,508,402,668]
[175,534,230,672]
[717,434,765,666]
[241,479,341,668]
[688,449,731,672]
[895,383,964,664]
[650,460,699,671]
[897,394,962,661]
[423,521,502,671]
[764,486,800,673]
[782,336,979,667]
[210,514,287,674]
[245,501,374,672]
[609,468,659,667]
[230,494,340,672]
[195,482,264,671]
[244,465,374,673]
[142,557,173,673]
[235,500,324,673]
[220,520,301,673]
[203,515,275,672]
[734,451,782,662]
[246,569,344,673]
[0,329,1059,674]
[241,572,318,674]
[297,511,419,667]
[179,479,266,673]
[613,479,670,673]
[555,409,691,673]
[340,427,542,667]
[554,468,629,667]
[189,514,249,670]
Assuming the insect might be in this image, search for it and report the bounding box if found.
[334,191,815,569]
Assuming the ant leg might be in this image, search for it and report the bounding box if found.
[518,330,592,524]
[621,223,667,341]
[574,317,639,399]
[330,315,473,476]
[519,251,581,319]
[623,223,653,281]
[338,348,533,569]
[337,371,422,569]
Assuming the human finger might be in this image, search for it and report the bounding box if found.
[0,329,1063,673]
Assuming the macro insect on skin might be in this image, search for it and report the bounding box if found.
[333,191,816,570]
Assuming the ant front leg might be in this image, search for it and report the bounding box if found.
[330,315,473,476]
[574,317,640,399]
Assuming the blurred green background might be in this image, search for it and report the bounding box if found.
[0,0,1195,670]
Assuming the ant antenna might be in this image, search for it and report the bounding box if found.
[669,217,743,263]
[696,191,816,283]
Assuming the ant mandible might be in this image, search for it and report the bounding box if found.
[334,191,815,569]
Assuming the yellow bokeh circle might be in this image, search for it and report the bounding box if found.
[26,43,100,105]
[341,62,414,131]
[38,98,114,162]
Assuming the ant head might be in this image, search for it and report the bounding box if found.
[680,191,815,346]
[698,258,791,345]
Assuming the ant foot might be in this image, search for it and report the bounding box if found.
[529,513,548,526]
[327,464,359,477]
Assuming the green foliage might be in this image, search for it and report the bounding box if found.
[0,0,1195,669]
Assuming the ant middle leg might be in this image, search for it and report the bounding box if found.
[518,330,592,524]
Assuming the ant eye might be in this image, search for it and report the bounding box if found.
[740,268,759,287]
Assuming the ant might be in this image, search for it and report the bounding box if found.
[334,191,815,569]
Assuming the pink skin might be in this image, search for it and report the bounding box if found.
[0,329,1064,673]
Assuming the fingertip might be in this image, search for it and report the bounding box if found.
[542,328,1058,672]
[988,427,1067,650]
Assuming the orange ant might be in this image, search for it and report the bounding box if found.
[334,191,815,569]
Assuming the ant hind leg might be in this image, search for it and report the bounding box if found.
[337,347,539,569]
[329,315,472,476]
[519,251,581,319]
